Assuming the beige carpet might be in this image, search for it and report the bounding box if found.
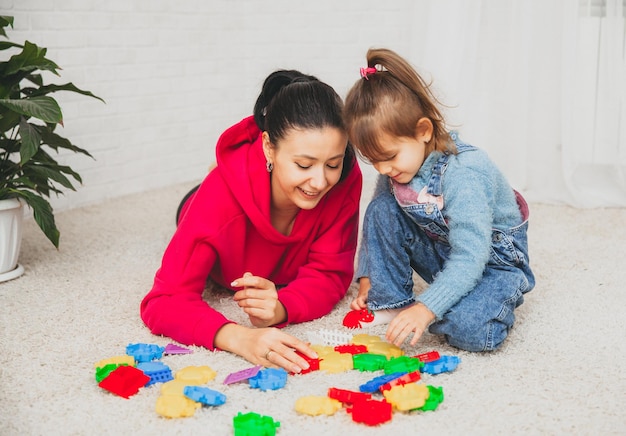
[1,180,625,435]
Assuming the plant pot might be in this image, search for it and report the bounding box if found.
[0,198,24,282]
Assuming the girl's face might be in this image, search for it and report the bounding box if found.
[370,131,427,184]
[263,127,347,211]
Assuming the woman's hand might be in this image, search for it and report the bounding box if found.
[350,277,370,310]
[214,323,318,374]
[385,303,436,347]
[232,272,287,327]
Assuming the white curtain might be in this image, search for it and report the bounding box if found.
[410,0,626,207]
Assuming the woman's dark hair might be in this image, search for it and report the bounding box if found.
[253,70,355,182]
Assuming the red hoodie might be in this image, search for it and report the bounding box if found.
[140,116,362,349]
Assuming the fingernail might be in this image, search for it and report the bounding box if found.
[230,281,238,287]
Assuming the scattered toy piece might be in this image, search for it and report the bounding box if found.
[353,353,388,372]
[414,350,441,363]
[382,383,430,411]
[295,396,343,416]
[249,368,288,391]
[126,343,164,363]
[233,412,280,436]
[379,370,422,392]
[417,385,444,411]
[184,386,226,406]
[137,361,173,386]
[164,343,193,355]
[175,365,217,385]
[98,365,150,398]
[327,387,372,404]
[306,328,354,346]
[155,394,200,418]
[421,355,461,375]
[223,365,262,385]
[359,372,406,393]
[346,398,393,426]
[319,351,353,373]
[342,309,375,329]
[383,356,424,375]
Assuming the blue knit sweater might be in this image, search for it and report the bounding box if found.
[364,143,523,318]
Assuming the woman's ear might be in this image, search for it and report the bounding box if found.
[262,131,274,161]
[415,117,434,144]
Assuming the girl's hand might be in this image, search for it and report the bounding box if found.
[232,272,287,327]
[214,324,318,374]
[350,277,371,310]
[385,303,436,347]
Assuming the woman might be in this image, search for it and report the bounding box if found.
[140,70,362,373]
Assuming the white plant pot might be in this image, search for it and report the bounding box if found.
[0,198,25,282]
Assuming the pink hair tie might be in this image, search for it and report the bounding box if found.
[360,67,377,80]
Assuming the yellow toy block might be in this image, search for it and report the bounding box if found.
[175,365,216,384]
[319,351,353,373]
[160,380,190,396]
[350,333,384,347]
[382,383,430,411]
[155,394,201,418]
[94,355,135,369]
[367,341,404,359]
[310,345,336,358]
[295,396,343,416]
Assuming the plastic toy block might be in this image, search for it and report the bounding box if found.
[175,365,217,385]
[380,370,422,392]
[306,328,354,346]
[383,356,424,375]
[352,353,388,372]
[346,398,393,426]
[334,344,368,355]
[421,355,461,375]
[319,351,353,373]
[249,368,288,391]
[290,351,320,375]
[366,341,404,359]
[327,387,372,404]
[137,361,173,386]
[414,350,441,363]
[233,412,280,436]
[383,383,430,411]
[155,394,200,418]
[342,308,375,329]
[125,343,165,363]
[416,385,444,411]
[95,363,130,383]
[161,380,190,396]
[183,386,227,406]
[359,372,406,393]
[94,355,135,369]
[164,343,193,355]
[295,396,343,416]
[223,365,262,384]
[98,365,150,398]
[351,333,384,347]
[310,344,336,358]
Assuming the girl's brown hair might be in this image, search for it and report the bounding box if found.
[344,48,454,162]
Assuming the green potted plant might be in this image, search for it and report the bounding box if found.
[0,16,103,281]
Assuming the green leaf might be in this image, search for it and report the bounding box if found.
[4,40,60,76]
[18,118,41,164]
[0,41,22,51]
[31,82,105,103]
[0,16,14,38]
[11,190,59,248]
[0,96,62,123]
[37,126,93,158]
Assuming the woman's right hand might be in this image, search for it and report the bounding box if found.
[213,323,318,374]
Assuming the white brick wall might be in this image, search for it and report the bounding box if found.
[2,0,416,211]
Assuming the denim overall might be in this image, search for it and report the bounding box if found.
[360,143,535,352]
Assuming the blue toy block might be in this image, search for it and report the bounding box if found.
[126,343,165,363]
[421,355,461,375]
[248,368,288,392]
[184,386,227,406]
[359,372,406,393]
[136,361,173,386]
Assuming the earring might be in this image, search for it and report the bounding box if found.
[266,161,273,172]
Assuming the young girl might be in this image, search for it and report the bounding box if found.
[342,48,534,352]
[141,70,362,373]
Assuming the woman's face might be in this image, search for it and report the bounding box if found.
[263,127,347,211]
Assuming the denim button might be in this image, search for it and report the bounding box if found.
[493,233,502,242]
[425,204,434,214]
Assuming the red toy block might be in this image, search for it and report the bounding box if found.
[328,387,372,404]
[414,350,441,363]
[98,365,150,398]
[379,370,422,392]
[334,344,368,355]
[292,350,320,375]
[346,398,392,426]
